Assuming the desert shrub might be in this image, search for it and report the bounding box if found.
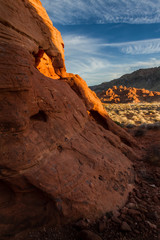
[120,116,128,123]
[103,102,160,127]
[137,114,146,122]
[146,123,155,130]
[146,122,160,130]
[132,115,139,121]
[139,123,147,129]
[155,115,160,121]
[126,124,135,129]
[148,110,156,114]
[114,121,122,127]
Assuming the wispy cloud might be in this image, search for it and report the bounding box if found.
[76,57,160,85]
[64,34,160,56]
[63,35,103,54]
[102,38,160,54]
[62,33,160,85]
[41,0,160,25]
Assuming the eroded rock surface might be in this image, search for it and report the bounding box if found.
[0,0,140,238]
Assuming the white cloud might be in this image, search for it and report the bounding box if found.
[102,38,160,55]
[79,57,160,85]
[41,0,160,25]
[64,34,160,57]
[62,33,160,85]
[62,34,110,75]
[63,34,102,54]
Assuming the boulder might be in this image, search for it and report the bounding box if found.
[0,0,139,238]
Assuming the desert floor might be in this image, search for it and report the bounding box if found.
[103,102,160,129]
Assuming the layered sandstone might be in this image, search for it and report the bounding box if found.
[98,85,160,103]
[0,1,140,238]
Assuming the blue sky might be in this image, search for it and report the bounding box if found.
[41,0,160,86]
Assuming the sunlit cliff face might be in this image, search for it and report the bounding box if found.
[28,0,66,74]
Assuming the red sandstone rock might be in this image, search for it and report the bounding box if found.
[0,0,140,238]
[98,85,160,103]
[79,230,102,240]
[98,220,107,232]
[121,221,132,232]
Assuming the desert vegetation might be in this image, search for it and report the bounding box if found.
[104,102,160,128]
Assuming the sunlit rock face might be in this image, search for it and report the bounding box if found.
[0,0,140,238]
[98,85,160,103]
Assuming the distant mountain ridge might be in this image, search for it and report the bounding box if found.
[91,66,160,93]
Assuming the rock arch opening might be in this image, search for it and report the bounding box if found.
[33,49,60,79]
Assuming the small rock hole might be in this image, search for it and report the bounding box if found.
[57,145,63,153]
[30,110,48,122]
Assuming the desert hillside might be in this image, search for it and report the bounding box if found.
[91,66,160,93]
[97,85,160,103]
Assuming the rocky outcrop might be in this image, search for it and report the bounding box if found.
[91,67,160,93]
[0,0,140,238]
[98,85,160,103]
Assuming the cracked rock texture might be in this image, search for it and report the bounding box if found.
[0,0,140,238]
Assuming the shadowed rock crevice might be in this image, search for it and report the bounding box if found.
[120,137,132,147]
[30,110,48,122]
[34,48,44,67]
[89,110,109,130]
[0,166,18,179]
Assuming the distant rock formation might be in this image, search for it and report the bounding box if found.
[98,85,160,103]
[0,0,140,238]
[91,67,160,93]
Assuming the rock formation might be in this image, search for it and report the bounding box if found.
[98,85,160,103]
[91,67,160,93]
[0,0,140,238]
